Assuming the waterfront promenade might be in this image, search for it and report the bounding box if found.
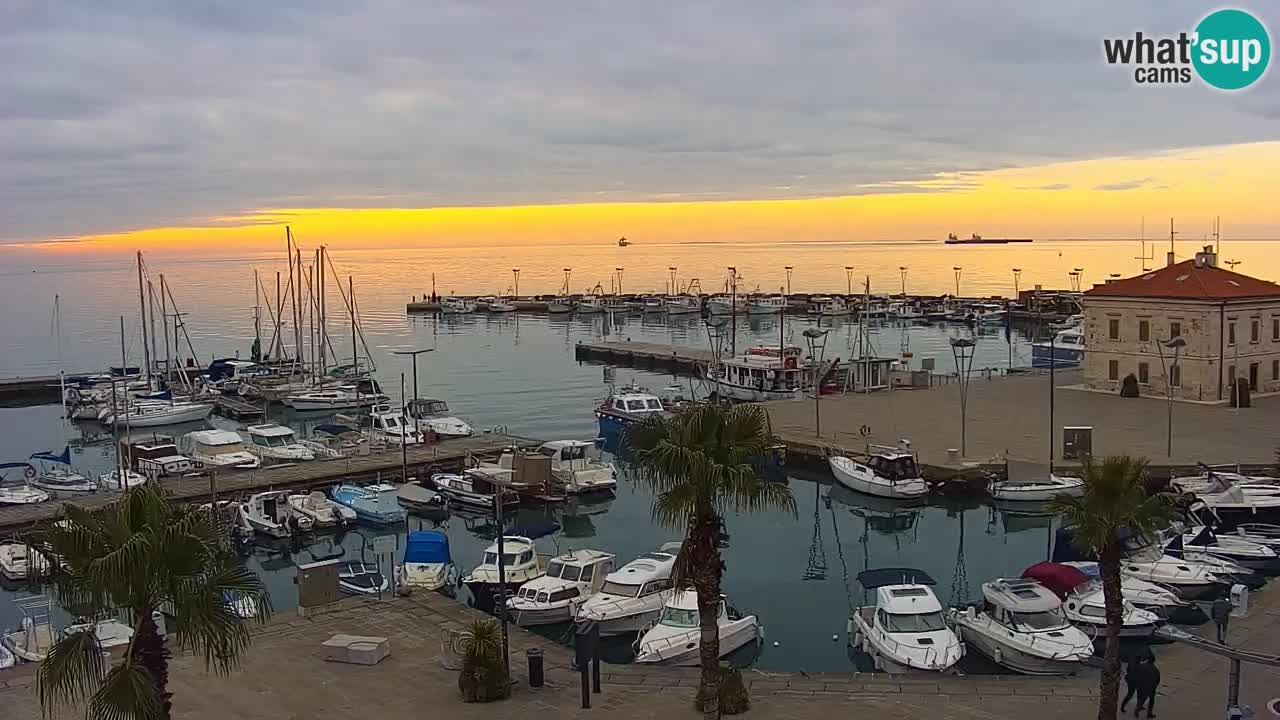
[765,369,1280,471]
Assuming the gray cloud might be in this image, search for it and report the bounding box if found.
[1,1,1278,241]
[1017,183,1072,191]
[1093,176,1158,191]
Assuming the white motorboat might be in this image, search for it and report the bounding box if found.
[408,398,473,439]
[989,474,1085,502]
[0,541,49,581]
[1171,469,1280,495]
[1049,314,1083,331]
[577,296,607,314]
[396,482,444,512]
[2,601,55,663]
[634,591,760,666]
[748,295,786,315]
[829,448,929,500]
[547,296,575,314]
[508,549,616,626]
[576,543,682,635]
[106,400,214,427]
[0,641,11,670]
[706,294,746,315]
[96,469,147,492]
[948,578,1093,675]
[28,449,95,494]
[186,429,261,469]
[849,568,964,673]
[239,491,310,538]
[1061,582,1161,638]
[398,530,454,590]
[221,591,259,619]
[338,561,389,595]
[1176,524,1280,572]
[478,295,515,313]
[283,387,388,411]
[286,491,356,529]
[641,297,667,314]
[1032,329,1086,369]
[431,469,520,509]
[1119,546,1227,600]
[463,535,547,606]
[440,296,477,314]
[663,295,701,315]
[244,423,315,462]
[63,618,144,650]
[703,345,813,402]
[1057,562,1191,619]
[366,405,422,446]
[0,481,50,505]
[811,296,851,316]
[1159,533,1261,589]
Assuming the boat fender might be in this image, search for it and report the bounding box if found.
[24,466,35,479]
[993,647,1002,665]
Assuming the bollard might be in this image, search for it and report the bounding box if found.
[591,621,601,693]
[526,648,544,688]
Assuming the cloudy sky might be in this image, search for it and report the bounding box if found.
[2,1,1278,245]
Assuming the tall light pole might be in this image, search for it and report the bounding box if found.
[1012,268,1022,302]
[953,267,963,298]
[784,266,794,296]
[899,266,908,297]
[704,316,730,401]
[615,267,624,295]
[727,266,738,356]
[844,266,854,296]
[1069,268,1084,293]
[1156,336,1186,459]
[668,266,678,294]
[392,348,435,435]
[512,268,520,298]
[950,337,976,457]
[803,328,830,437]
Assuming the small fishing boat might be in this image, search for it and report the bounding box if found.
[663,295,701,315]
[28,448,95,494]
[408,398,473,439]
[239,491,310,538]
[641,297,667,313]
[395,482,444,512]
[526,441,617,494]
[848,568,963,673]
[96,468,146,493]
[106,400,214,427]
[547,296,575,314]
[286,490,356,528]
[829,447,929,500]
[811,296,851,317]
[187,429,261,469]
[338,561,389,595]
[0,541,49,581]
[1175,524,1280,572]
[576,296,607,314]
[703,345,813,402]
[575,543,682,635]
[948,578,1093,675]
[1118,545,1228,600]
[634,591,760,666]
[1049,314,1083,331]
[0,463,52,505]
[1,596,55,662]
[479,296,516,313]
[431,469,520,509]
[331,483,408,525]
[399,530,454,591]
[463,528,556,608]
[747,295,786,315]
[368,406,422,446]
[244,423,315,462]
[440,297,477,314]
[283,386,389,412]
[989,474,1084,502]
[1061,582,1162,638]
[507,549,616,626]
[594,383,669,443]
[1031,329,1085,369]
[706,294,746,315]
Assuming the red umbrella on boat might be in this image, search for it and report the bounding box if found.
[1021,561,1089,598]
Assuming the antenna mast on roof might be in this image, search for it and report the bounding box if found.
[1166,218,1177,267]
[1214,216,1221,255]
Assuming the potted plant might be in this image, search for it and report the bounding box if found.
[457,619,510,702]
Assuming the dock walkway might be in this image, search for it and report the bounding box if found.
[0,434,529,534]
[575,340,714,374]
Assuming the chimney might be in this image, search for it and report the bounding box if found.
[1194,245,1218,269]
[1166,251,1176,267]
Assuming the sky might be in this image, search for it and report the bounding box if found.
[2,1,1279,249]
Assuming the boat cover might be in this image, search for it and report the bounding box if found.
[1186,527,1218,547]
[404,531,451,563]
[30,448,71,465]
[1021,561,1088,597]
[315,423,356,436]
[856,567,935,589]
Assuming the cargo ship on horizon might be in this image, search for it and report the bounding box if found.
[945,233,1033,245]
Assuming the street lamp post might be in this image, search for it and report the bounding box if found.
[615,267,624,295]
[950,338,976,457]
[1012,268,1022,301]
[899,266,908,297]
[844,266,854,296]
[393,348,435,458]
[512,269,520,298]
[1156,336,1186,459]
[704,316,730,401]
[803,328,830,437]
[728,266,738,356]
[953,267,963,298]
[784,266,794,296]
[668,266,678,294]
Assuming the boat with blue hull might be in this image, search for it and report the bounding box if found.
[594,383,670,446]
[1031,329,1085,369]
[331,483,408,525]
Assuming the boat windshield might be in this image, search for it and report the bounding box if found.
[560,564,582,581]
[483,552,522,566]
[546,560,564,578]
[659,607,699,628]
[599,581,641,597]
[883,611,947,633]
[1011,609,1069,631]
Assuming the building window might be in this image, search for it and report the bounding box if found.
[1228,366,1236,387]
[1273,359,1279,381]
[1228,322,1236,346]
[1251,320,1260,344]
[1170,321,1181,339]
[1138,362,1150,384]
[1138,320,1149,341]
[1250,363,1259,390]
[1170,364,1181,387]
[1108,360,1119,381]
[1273,318,1279,341]
[1109,319,1120,340]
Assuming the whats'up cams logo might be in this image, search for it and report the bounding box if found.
[1104,8,1270,89]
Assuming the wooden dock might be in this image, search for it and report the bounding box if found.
[212,395,265,421]
[0,434,533,534]
[574,340,715,374]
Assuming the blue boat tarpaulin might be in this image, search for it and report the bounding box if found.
[404,531,451,563]
[30,447,71,465]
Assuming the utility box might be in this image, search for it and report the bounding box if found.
[1062,426,1093,460]
[1230,584,1249,617]
[297,559,341,614]
[514,454,553,488]
[921,357,936,372]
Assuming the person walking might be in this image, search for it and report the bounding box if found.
[1212,596,1232,644]
[1120,647,1154,714]
[1132,655,1161,718]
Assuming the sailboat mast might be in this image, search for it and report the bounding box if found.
[349,276,358,372]
[294,248,303,368]
[160,274,171,384]
[309,262,317,384]
[253,268,262,357]
[147,281,158,379]
[275,271,283,361]
[136,252,150,381]
[319,247,327,373]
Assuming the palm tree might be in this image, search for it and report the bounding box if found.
[1048,456,1176,720]
[626,403,795,718]
[27,485,271,720]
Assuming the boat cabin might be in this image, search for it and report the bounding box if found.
[513,549,615,605]
[603,391,665,417]
[409,398,452,418]
[711,346,809,392]
[137,455,193,478]
[980,579,1071,631]
[866,449,922,482]
[187,430,250,456]
[246,424,300,448]
[537,440,593,468]
[596,547,679,598]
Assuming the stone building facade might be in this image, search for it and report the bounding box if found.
[1082,248,1280,402]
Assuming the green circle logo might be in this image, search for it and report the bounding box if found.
[1192,9,1271,90]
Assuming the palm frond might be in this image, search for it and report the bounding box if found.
[37,626,108,713]
[88,661,164,720]
[1047,455,1177,556]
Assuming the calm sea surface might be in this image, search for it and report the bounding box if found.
[1,237,1264,671]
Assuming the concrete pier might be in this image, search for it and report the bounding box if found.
[575,340,715,375]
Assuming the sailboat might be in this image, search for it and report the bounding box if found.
[28,448,95,494]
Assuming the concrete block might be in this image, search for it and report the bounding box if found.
[321,634,391,665]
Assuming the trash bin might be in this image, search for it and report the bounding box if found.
[526,648,544,688]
